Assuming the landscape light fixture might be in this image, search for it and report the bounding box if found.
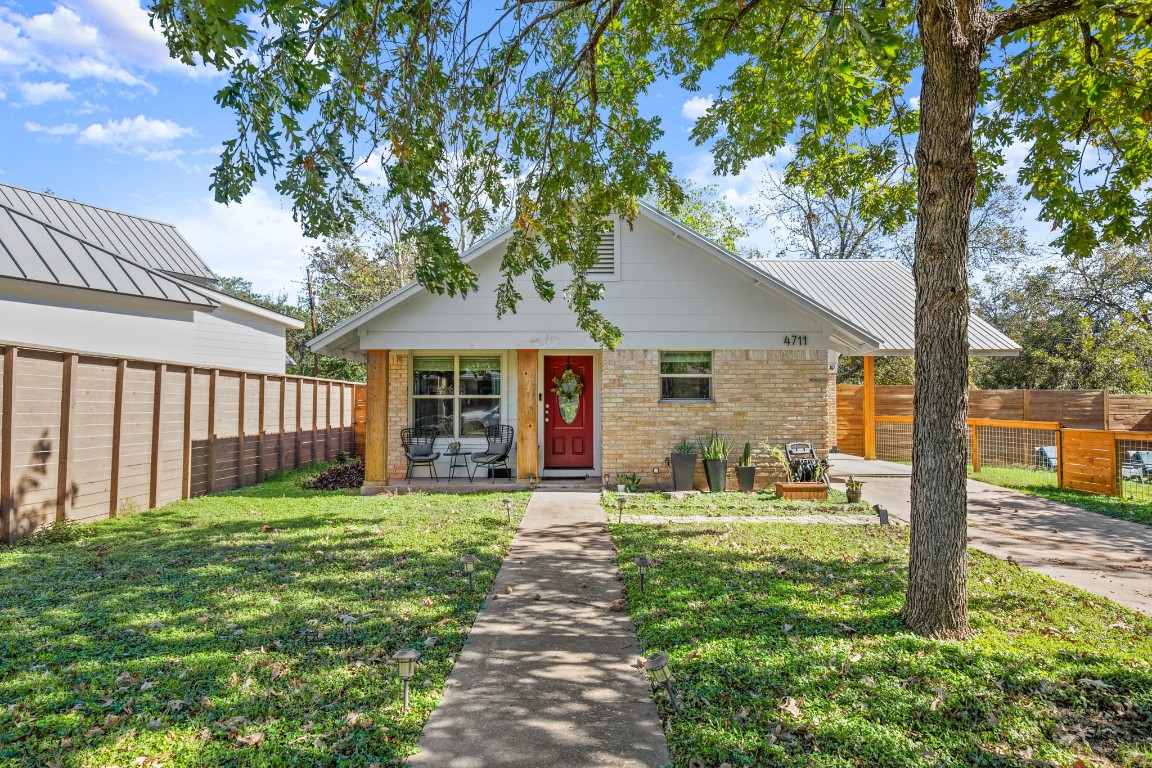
[643,652,681,713]
[393,648,420,711]
[529,473,539,489]
[603,473,611,488]
[634,555,652,591]
[462,553,477,591]
[502,496,514,524]
[873,504,890,526]
[617,496,627,523]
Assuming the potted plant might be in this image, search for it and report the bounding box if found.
[615,472,627,493]
[616,472,641,493]
[737,442,757,492]
[844,476,864,503]
[697,431,733,493]
[763,442,829,500]
[669,437,697,492]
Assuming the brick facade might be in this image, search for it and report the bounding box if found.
[377,348,834,488]
[601,349,834,490]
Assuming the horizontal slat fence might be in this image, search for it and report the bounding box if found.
[0,343,364,543]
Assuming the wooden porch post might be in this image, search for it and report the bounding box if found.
[516,350,539,481]
[862,355,877,460]
[362,350,390,494]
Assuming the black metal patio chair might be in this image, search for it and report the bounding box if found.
[784,441,830,486]
[471,424,514,482]
[401,427,441,483]
[1035,445,1058,471]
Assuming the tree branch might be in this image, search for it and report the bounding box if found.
[990,0,1083,39]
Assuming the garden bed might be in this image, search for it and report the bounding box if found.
[0,466,529,766]
[612,521,1152,767]
[603,489,869,518]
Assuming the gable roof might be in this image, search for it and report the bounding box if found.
[0,183,217,282]
[749,259,1020,355]
[0,203,216,308]
[308,202,1019,357]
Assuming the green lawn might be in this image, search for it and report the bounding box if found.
[970,466,1152,527]
[603,489,870,517]
[0,467,529,767]
[613,521,1152,768]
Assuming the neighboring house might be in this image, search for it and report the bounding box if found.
[309,202,1019,491]
[0,184,303,374]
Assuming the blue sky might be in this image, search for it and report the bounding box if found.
[0,1,1044,298]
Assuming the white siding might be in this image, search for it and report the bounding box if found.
[0,278,289,374]
[0,277,197,361]
[193,304,288,374]
[359,216,831,351]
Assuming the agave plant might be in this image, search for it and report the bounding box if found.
[697,431,734,461]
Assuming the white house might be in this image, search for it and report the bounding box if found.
[0,184,303,374]
[309,202,1019,492]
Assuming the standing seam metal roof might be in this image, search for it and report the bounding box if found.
[0,203,217,307]
[748,258,1019,354]
[0,183,217,282]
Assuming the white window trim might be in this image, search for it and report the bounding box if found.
[410,353,505,439]
[658,350,714,403]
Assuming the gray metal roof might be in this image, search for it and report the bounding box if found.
[0,183,217,282]
[0,203,216,307]
[748,258,1019,355]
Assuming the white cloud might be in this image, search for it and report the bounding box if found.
[157,189,318,297]
[25,121,80,136]
[0,1,213,98]
[909,96,920,110]
[681,94,714,121]
[18,80,72,105]
[77,115,194,147]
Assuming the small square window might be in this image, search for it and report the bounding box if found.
[659,351,712,401]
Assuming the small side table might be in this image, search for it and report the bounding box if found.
[446,450,472,482]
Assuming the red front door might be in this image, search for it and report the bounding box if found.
[544,355,595,469]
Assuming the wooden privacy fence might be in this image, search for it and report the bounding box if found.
[0,343,365,543]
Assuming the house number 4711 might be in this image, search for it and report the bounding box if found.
[783,335,808,346]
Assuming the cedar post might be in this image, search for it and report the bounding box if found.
[182,368,193,499]
[56,353,77,523]
[149,364,165,509]
[109,359,127,517]
[257,375,267,482]
[1055,428,1064,489]
[862,356,877,460]
[362,350,389,494]
[295,378,303,467]
[969,424,981,474]
[278,377,287,472]
[1102,389,1111,431]
[237,373,246,488]
[1,346,17,542]
[206,369,218,494]
[339,383,347,453]
[312,379,319,464]
[1022,388,1032,422]
[325,381,333,461]
[516,350,539,481]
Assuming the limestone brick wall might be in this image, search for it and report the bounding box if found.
[601,349,833,491]
[386,352,410,482]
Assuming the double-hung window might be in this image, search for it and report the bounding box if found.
[659,351,713,401]
[412,355,502,437]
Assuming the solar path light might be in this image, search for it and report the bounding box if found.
[617,496,627,523]
[634,555,652,592]
[502,496,513,524]
[644,652,681,713]
[873,504,890,526]
[462,553,477,591]
[393,648,420,711]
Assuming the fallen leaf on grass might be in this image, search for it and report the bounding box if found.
[344,711,373,728]
[337,614,359,625]
[1078,678,1116,690]
[683,650,700,662]
[780,696,804,717]
[235,732,264,747]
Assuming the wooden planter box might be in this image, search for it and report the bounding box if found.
[774,482,828,500]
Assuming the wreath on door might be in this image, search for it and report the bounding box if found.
[550,367,584,424]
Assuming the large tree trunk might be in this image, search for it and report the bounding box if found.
[901,1,992,639]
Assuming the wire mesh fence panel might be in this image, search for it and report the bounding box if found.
[1117,435,1152,504]
[970,425,1060,490]
[875,420,913,463]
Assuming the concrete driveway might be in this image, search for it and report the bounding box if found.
[852,474,1152,616]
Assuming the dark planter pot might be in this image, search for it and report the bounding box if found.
[703,459,728,493]
[846,488,862,503]
[737,466,757,492]
[670,452,698,492]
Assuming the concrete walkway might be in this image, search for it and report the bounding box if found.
[620,513,884,525]
[856,475,1152,616]
[407,490,669,768]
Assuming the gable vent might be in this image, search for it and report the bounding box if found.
[588,223,617,277]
